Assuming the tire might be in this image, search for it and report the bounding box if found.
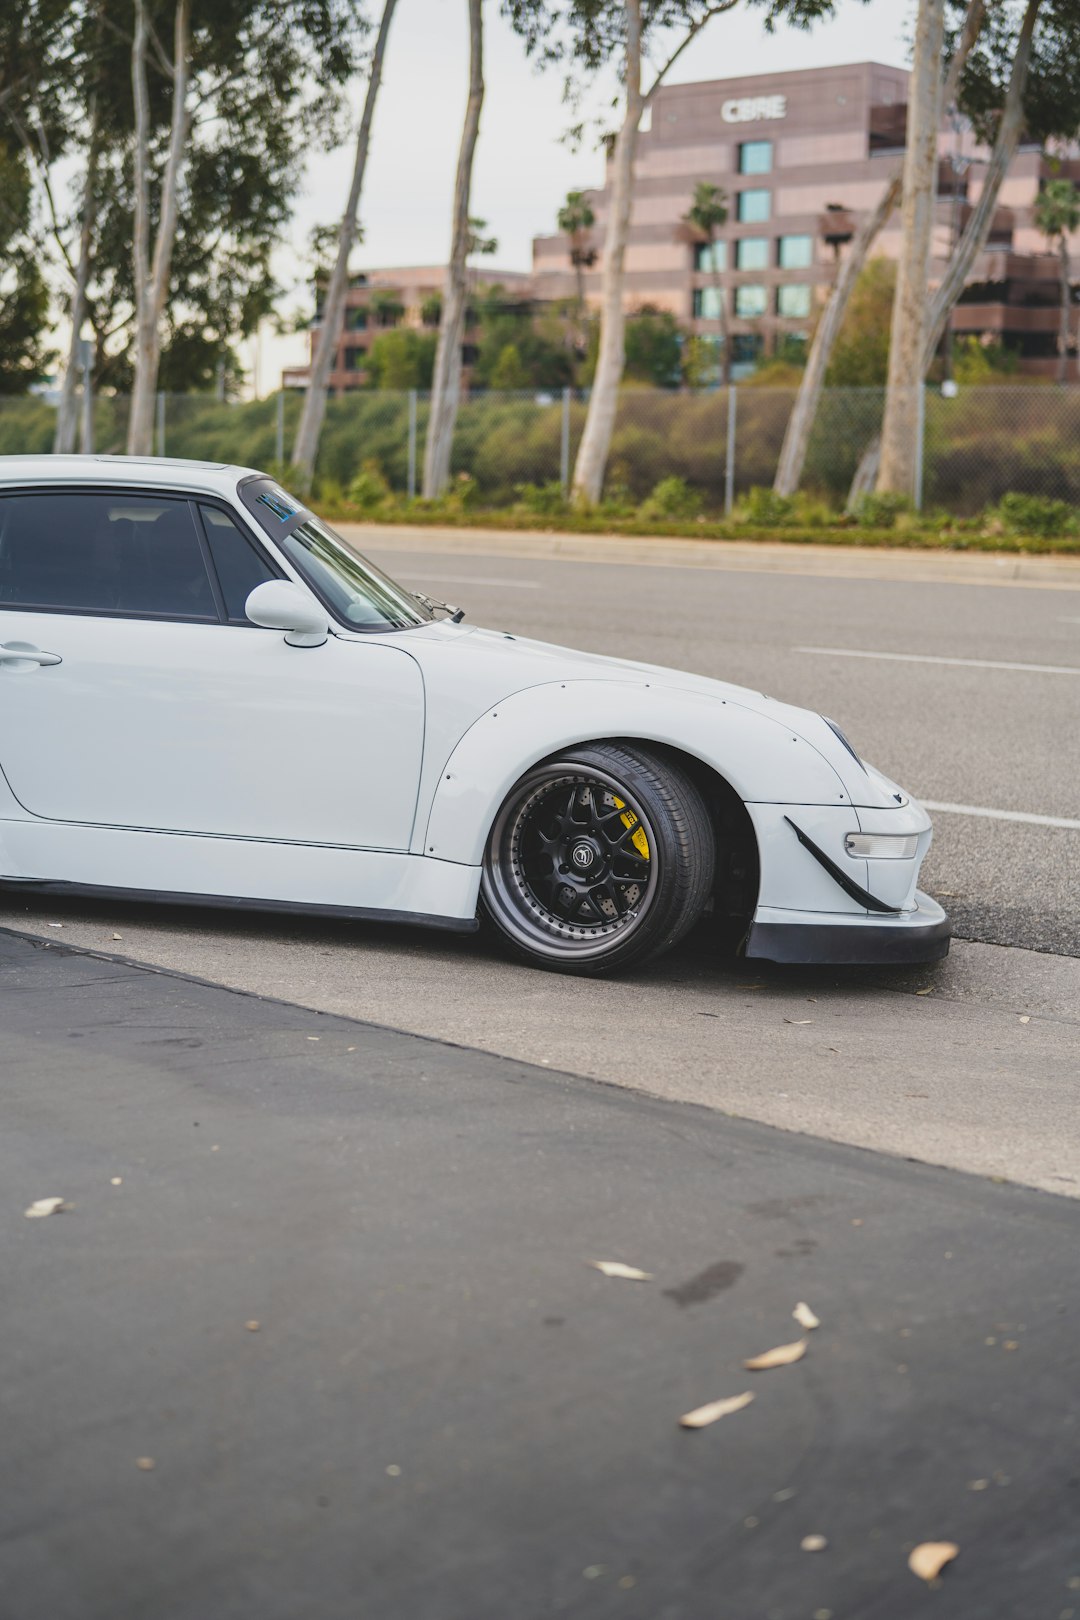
[480,741,715,975]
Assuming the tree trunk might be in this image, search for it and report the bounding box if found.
[422,0,483,498]
[773,173,901,496]
[1058,233,1070,385]
[712,246,729,387]
[291,0,398,483]
[128,0,192,456]
[55,104,101,456]
[571,0,643,505]
[774,0,986,498]
[877,0,946,497]
[920,0,1039,372]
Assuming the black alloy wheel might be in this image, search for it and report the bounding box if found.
[480,741,715,974]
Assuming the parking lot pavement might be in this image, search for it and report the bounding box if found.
[2,900,1077,1200]
[351,525,1080,959]
[3,927,1078,1620]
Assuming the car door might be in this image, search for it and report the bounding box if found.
[0,487,425,850]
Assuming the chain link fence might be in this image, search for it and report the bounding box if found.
[3,385,1080,515]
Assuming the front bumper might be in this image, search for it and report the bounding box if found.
[745,891,951,966]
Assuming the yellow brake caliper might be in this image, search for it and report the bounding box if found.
[611,795,650,861]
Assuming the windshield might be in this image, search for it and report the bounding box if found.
[239,478,431,632]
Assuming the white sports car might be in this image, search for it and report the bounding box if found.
[0,457,949,974]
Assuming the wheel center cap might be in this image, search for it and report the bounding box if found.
[570,839,600,873]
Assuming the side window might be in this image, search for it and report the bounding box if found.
[0,492,216,620]
[198,505,279,622]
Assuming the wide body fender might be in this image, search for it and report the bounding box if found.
[421,679,849,867]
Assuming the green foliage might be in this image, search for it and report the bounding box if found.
[557,190,595,237]
[640,475,702,520]
[849,491,912,528]
[0,135,52,393]
[952,336,1019,384]
[994,491,1078,538]
[682,180,728,238]
[623,306,683,388]
[826,258,895,387]
[347,458,394,513]
[1034,176,1080,245]
[514,480,568,515]
[367,329,437,391]
[489,343,530,391]
[737,486,797,526]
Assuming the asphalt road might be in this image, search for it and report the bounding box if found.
[4,928,1079,1620]
[354,527,1080,959]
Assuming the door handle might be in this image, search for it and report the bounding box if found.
[0,641,62,667]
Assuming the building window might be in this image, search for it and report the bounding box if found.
[737,189,771,224]
[735,237,769,271]
[731,333,764,369]
[693,240,726,272]
[739,140,772,176]
[345,308,368,331]
[778,234,814,270]
[342,349,366,371]
[777,284,813,318]
[735,285,768,319]
[693,286,725,320]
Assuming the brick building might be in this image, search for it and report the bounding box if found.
[531,61,1080,378]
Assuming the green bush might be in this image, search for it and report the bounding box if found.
[639,475,703,520]
[347,458,394,512]
[514,480,568,516]
[738,486,796,526]
[994,491,1077,537]
[849,491,912,529]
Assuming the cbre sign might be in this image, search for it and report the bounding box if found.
[721,95,788,124]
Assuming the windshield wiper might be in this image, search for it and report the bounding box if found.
[412,590,465,624]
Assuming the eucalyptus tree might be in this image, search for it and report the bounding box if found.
[422,0,485,500]
[773,0,986,496]
[682,179,729,385]
[291,0,397,485]
[506,0,865,506]
[1034,176,1080,382]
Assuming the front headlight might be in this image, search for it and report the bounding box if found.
[845,833,919,860]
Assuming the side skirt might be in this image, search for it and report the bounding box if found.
[0,876,480,934]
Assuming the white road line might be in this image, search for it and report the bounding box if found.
[920,800,1080,831]
[796,645,1080,676]
[393,571,538,590]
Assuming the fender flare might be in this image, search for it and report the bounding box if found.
[419,679,850,866]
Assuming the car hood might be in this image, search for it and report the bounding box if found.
[372,621,910,811]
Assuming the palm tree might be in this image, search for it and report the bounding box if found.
[1034,177,1080,383]
[557,190,597,319]
[683,181,729,386]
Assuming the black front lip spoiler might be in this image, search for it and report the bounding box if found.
[745,901,952,966]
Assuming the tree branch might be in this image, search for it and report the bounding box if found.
[644,1,740,103]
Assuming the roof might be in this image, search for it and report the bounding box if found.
[0,455,264,498]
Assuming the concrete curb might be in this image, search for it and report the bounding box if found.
[341,520,1080,590]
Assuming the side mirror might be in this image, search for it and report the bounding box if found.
[245,580,329,648]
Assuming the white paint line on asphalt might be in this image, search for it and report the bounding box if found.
[393,571,539,590]
[797,646,1080,676]
[920,800,1080,831]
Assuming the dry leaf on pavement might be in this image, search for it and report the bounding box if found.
[793,1301,821,1331]
[24,1197,67,1219]
[909,1542,959,1582]
[744,1338,807,1370]
[801,1535,828,1552]
[679,1392,754,1428]
[783,1018,813,1025]
[588,1260,653,1281]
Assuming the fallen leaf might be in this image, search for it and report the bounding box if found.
[110,1177,122,1186]
[47,922,64,929]
[784,1018,813,1025]
[909,1542,958,1582]
[679,1391,754,1428]
[589,1260,653,1281]
[1018,1015,1030,1024]
[24,1197,67,1219]
[915,987,933,996]
[801,1534,828,1552]
[793,1301,820,1331]
[245,1320,261,1332]
[111,933,123,941]
[135,1456,156,1471]
[744,1337,807,1370]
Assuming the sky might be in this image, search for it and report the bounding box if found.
[257,0,915,391]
